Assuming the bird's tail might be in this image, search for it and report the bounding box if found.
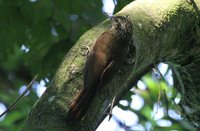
[66,88,96,121]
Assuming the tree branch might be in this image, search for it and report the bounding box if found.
[22,0,200,130]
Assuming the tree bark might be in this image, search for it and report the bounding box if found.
[22,0,200,130]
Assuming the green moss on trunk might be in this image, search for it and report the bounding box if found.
[23,0,200,130]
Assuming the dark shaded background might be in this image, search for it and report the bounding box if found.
[0,0,195,131]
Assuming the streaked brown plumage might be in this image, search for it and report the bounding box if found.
[67,16,133,121]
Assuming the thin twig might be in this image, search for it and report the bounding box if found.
[0,75,38,118]
[108,95,116,121]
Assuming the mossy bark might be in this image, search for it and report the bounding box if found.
[22,0,200,130]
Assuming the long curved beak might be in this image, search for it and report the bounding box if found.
[103,12,113,21]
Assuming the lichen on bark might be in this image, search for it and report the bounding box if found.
[23,0,200,130]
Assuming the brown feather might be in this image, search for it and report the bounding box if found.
[67,16,133,121]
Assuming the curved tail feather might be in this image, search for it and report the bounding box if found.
[66,88,96,121]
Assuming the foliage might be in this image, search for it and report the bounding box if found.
[114,65,195,131]
[0,0,195,131]
[0,0,104,130]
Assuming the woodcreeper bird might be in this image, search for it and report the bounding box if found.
[67,15,133,121]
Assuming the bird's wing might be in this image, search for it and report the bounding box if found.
[83,32,114,90]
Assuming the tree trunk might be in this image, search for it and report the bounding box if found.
[22,0,200,130]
